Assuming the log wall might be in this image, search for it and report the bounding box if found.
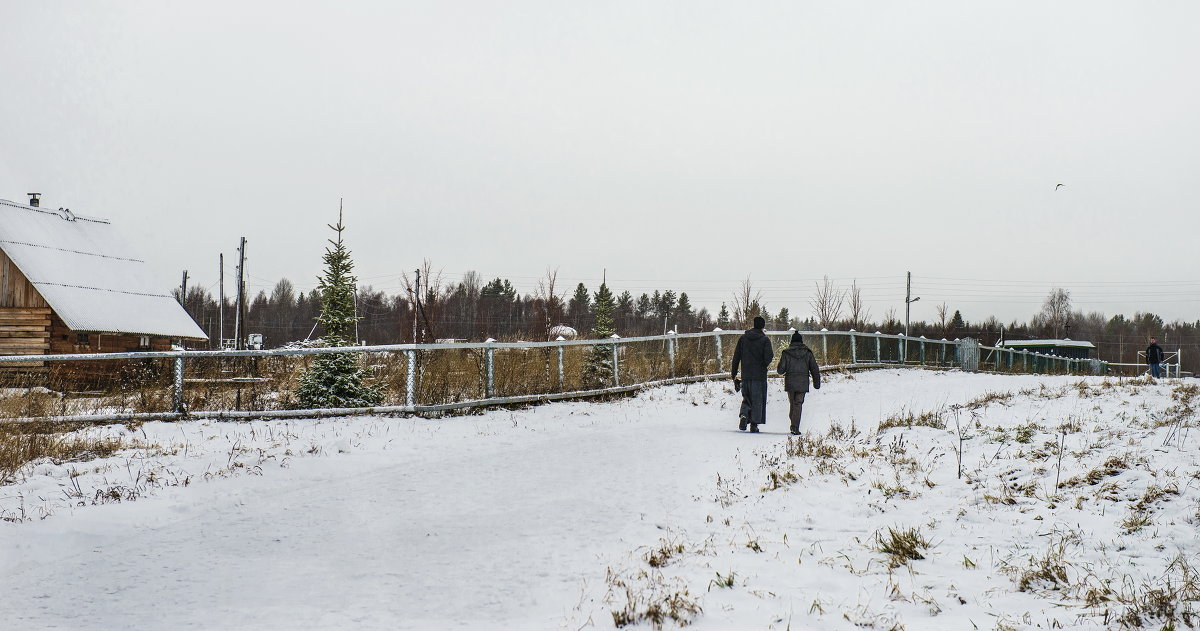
[0,249,50,309]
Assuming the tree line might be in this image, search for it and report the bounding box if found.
[176,272,1200,373]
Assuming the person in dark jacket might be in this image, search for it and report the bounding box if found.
[1147,337,1165,379]
[731,316,773,433]
[776,331,821,435]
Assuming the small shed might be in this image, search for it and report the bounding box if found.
[0,196,206,365]
[997,338,1095,360]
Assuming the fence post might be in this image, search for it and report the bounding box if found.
[668,330,676,377]
[919,337,926,365]
[557,344,565,389]
[940,339,948,366]
[406,349,416,407]
[611,334,621,386]
[172,355,186,414]
[485,340,495,398]
[849,330,857,364]
[714,329,723,374]
[821,328,828,362]
[875,332,882,363]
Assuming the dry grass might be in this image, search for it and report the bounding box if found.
[878,407,946,431]
[1062,454,1133,488]
[873,525,932,568]
[0,423,124,485]
[607,567,703,629]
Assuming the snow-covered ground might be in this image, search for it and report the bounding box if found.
[2,369,1198,630]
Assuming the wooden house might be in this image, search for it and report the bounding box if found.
[0,195,206,366]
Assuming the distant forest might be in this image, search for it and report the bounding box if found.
[176,270,1200,373]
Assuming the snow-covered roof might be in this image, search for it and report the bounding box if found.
[998,339,1096,349]
[0,199,207,340]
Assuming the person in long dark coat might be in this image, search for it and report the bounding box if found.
[776,331,821,435]
[1146,337,1165,379]
[731,316,773,433]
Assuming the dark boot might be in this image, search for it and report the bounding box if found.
[749,424,760,433]
[790,424,800,435]
[739,416,748,431]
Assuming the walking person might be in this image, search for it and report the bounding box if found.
[731,316,773,433]
[777,331,821,435]
[1146,336,1165,379]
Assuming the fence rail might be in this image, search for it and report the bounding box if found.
[0,330,1129,425]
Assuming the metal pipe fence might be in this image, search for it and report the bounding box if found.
[0,330,1120,424]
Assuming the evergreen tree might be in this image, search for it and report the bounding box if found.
[295,211,383,408]
[568,282,592,330]
[948,310,966,338]
[675,292,694,332]
[717,303,731,329]
[635,293,653,320]
[582,282,616,388]
[615,290,634,333]
[777,307,790,329]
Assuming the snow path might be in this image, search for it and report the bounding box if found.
[3,370,1193,630]
[3,380,762,629]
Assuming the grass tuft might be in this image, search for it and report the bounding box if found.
[873,526,932,568]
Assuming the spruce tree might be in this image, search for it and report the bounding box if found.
[675,292,694,331]
[717,303,731,329]
[582,282,616,388]
[295,210,383,408]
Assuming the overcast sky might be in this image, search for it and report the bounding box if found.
[2,1,1197,327]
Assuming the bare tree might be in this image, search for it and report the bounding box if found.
[732,277,766,327]
[534,267,565,339]
[809,275,844,328]
[1034,287,1072,338]
[935,302,948,337]
[882,307,900,333]
[847,280,870,330]
[401,259,445,341]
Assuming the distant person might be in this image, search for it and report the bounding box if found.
[731,316,773,433]
[777,331,821,435]
[1146,337,1165,379]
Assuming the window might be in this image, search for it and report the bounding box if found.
[76,333,90,346]
[138,335,151,349]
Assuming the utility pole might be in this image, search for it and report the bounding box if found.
[218,253,225,349]
[179,270,188,305]
[234,237,247,350]
[904,271,920,357]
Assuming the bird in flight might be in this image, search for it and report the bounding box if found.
[1055,183,1065,190]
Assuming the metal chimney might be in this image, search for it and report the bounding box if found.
[27,193,40,207]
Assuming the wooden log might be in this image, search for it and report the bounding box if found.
[0,314,52,322]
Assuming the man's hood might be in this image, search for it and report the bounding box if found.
[743,328,767,341]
